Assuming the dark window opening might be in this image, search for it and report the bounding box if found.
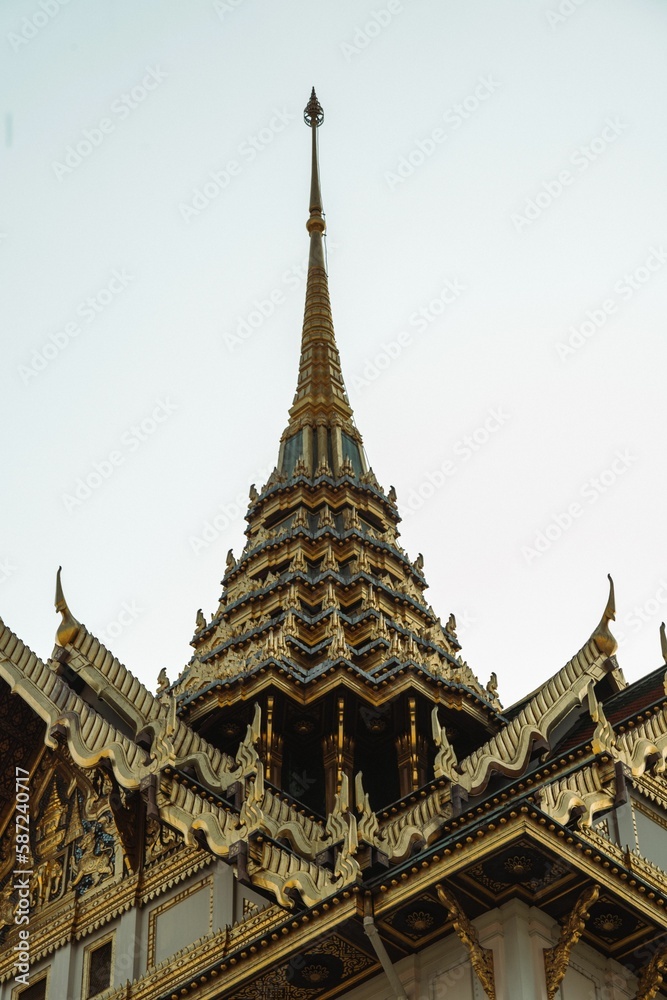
[18,978,47,1000]
[88,939,113,997]
[282,739,326,815]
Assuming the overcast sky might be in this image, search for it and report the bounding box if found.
[2,0,667,710]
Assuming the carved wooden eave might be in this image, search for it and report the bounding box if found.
[176,665,501,736]
[53,623,163,734]
[536,670,667,829]
[453,631,619,799]
[539,758,618,829]
[1,618,243,800]
[377,784,453,862]
[0,618,360,918]
[53,618,241,796]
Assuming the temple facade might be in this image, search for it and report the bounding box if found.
[1,90,667,1000]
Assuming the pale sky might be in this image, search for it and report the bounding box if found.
[2,0,667,710]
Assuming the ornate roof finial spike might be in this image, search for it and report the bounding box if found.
[590,574,617,658]
[54,566,81,647]
[603,573,616,623]
[277,89,367,480]
[304,88,325,267]
[304,87,324,128]
[660,622,667,666]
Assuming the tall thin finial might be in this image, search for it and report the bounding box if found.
[55,566,81,646]
[304,88,325,267]
[590,574,617,657]
[276,88,366,479]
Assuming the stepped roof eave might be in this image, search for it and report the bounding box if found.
[552,659,667,758]
[0,606,239,799]
[175,660,504,725]
[502,654,626,723]
[219,543,427,593]
[249,471,398,515]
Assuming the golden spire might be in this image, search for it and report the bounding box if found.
[305,87,325,268]
[279,89,365,478]
[55,566,81,646]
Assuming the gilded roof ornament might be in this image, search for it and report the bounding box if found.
[436,885,496,1000]
[635,942,667,1000]
[54,566,81,647]
[590,574,617,657]
[660,621,667,667]
[543,884,600,1000]
[431,707,459,782]
[587,688,616,754]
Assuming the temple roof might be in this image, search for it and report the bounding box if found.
[169,91,494,711]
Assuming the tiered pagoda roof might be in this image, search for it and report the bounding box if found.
[2,91,667,1000]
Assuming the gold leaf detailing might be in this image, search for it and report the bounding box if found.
[436,884,495,1000]
[543,884,600,1000]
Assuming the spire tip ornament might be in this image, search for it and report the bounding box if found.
[590,574,617,658]
[304,87,324,127]
[54,566,81,647]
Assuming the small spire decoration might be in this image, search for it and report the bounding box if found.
[590,574,617,657]
[54,566,81,647]
[304,87,324,128]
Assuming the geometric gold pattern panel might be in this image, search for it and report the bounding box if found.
[228,934,376,999]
